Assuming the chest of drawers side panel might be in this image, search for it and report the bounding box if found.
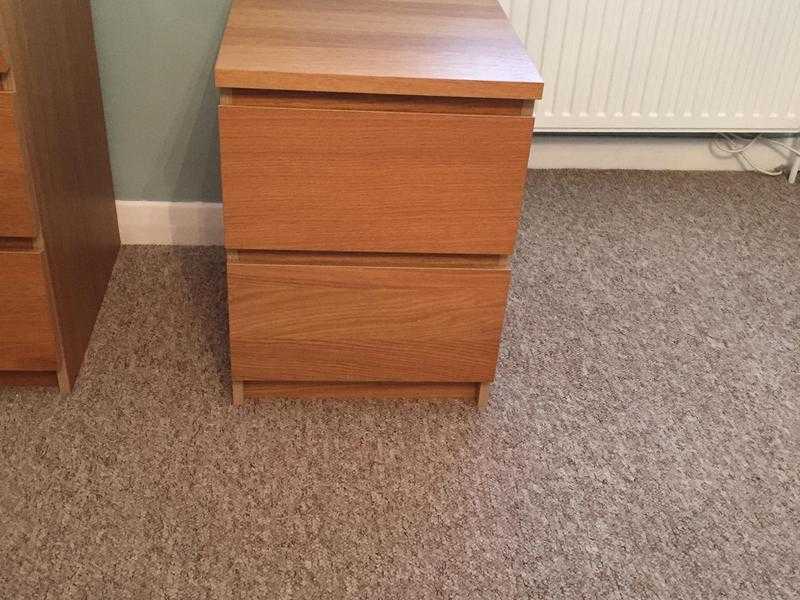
[0,0,121,392]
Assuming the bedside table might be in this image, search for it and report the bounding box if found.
[215,0,543,406]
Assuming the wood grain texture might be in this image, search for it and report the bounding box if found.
[228,262,510,382]
[215,0,543,99]
[245,381,481,401]
[229,89,527,115]
[0,250,58,371]
[0,92,36,238]
[220,105,533,254]
[0,0,120,390]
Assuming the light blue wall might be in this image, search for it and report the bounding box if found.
[91,0,232,202]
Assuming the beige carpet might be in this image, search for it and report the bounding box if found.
[1,171,798,598]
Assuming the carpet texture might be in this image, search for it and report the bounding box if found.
[1,171,798,599]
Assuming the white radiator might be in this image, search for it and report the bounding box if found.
[500,0,800,133]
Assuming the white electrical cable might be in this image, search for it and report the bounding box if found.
[754,135,800,157]
[713,134,782,176]
[713,132,800,178]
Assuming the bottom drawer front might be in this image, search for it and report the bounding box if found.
[228,263,510,382]
[0,250,58,371]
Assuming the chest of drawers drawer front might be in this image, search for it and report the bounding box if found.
[0,250,58,371]
[0,92,36,239]
[220,105,533,255]
[228,261,510,382]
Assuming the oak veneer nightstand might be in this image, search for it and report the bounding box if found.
[0,1,119,394]
[215,0,543,407]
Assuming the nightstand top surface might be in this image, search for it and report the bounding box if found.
[215,0,543,99]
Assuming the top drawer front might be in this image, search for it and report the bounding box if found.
[220,105,533,255]
[0,92,36,238]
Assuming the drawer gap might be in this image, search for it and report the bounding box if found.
[230,249,509,269]
[225,88,529,116]
[0,236,35,251]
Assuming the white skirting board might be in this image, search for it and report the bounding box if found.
[530,134,799,171]
[116,200,223,246]
[117,135,797,246]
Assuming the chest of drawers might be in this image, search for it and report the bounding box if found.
[216,0,542,406]
[0,1,119,394]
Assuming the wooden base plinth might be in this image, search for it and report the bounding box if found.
[0,370,59,388]
[232,381,492,407]
[1,366,73,397]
